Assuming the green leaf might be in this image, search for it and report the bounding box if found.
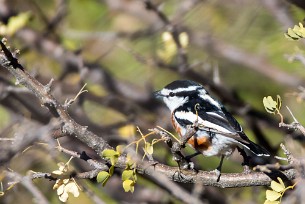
[101,149,119,165]
[122,170,134,181]
[110,156,119,166]
[102,149,119,158]
[266,190,281,201]
[122,179,134,193]
[271,180,285,193]
[97,171,110,186]
[144,142,153,155]
[109,165,115,176]
[263,96,277,114]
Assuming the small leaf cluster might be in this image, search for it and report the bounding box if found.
[122,164,137,193]
[97,147,121,186]
[98,127,166,193]
[52,161,80,202]
[98,146,137,193]
[157,31,189,62]
[284,23,305,40]
[264,177,296,204]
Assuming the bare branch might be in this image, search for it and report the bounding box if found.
[6,171,49,204]
[279,107,305,136]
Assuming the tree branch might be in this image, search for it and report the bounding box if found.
[0,40,297,188]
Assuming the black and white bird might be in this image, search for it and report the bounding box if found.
[154,80,269,176]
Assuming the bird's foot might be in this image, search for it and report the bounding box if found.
[242,165,251,174]
[211,169,221,182]
[179,159,195,171]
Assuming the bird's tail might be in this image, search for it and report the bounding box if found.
[238,140,270,156]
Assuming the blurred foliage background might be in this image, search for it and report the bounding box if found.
[1,0,305,203]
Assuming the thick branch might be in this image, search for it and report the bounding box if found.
[139,162,296,188]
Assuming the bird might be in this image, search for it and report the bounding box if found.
[154,80,270,178]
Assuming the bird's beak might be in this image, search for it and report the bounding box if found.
[153,90,164,99]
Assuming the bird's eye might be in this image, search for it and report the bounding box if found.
[169,92,175,97]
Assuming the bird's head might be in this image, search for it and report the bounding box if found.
[154,80,207,112]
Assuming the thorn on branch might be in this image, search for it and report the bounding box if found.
[64,83,88,108]
[44,78,54,93]
[0,38,24,71]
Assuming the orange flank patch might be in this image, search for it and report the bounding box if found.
[171,113,211,151]
[188,136,211,151]
[171,113,182,137]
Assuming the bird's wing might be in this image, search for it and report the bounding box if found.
[174,106,270,156]
[174,106,249,141]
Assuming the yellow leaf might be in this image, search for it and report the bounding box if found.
[123,179,135,193]
[179,32,189,48]
[57,184,65,196]
[263,96,277,114]
[118,125,136,138]
[162,32,174,43]
[64,182,80,197]
[6,12,31,36]
[59,191,69,202]
[122,170,134,181]
[145,142,154,155]
[271,180,285,193]
[158,31,177,62]
[284,33,296,41]
[277,177,285,188]
[266,190,281,201]
[287,28,301,39]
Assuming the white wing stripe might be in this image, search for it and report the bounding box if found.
[175,111,232,133]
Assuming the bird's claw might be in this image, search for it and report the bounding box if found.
[211,169,221,182]
[242,165,251,174]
